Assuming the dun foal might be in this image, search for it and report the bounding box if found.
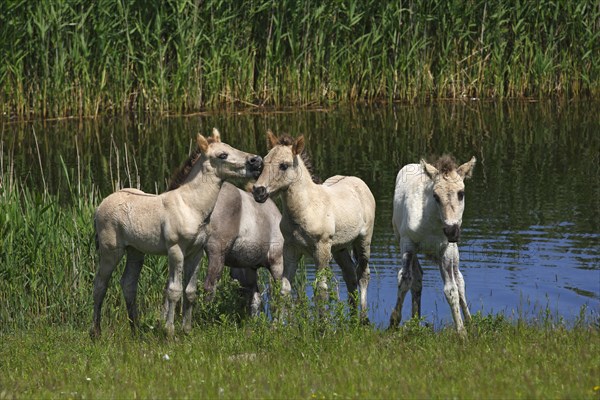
[252,131,375,320]
[201,182,284,316]
[91,129,262,338]
[390,155,476,336]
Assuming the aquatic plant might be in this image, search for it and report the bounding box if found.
[0,0,598,119]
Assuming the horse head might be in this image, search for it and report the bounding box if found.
[421,155,476,242]
[252,130,306,203]
[198,128,263,180]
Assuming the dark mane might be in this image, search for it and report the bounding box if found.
[433,154,457,175]
[277,134,322,184]
[167,136,222,191]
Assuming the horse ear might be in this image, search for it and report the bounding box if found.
[457,156,476,179]
[421,159,438,180]
[267,129,278,149]
[197,134,209,153]
[293,135,305,155]
[211,128,221,142]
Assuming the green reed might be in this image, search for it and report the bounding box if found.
[0,0,598,119]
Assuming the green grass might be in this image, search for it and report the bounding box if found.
[1,315,598,398]
[1,0,598,119]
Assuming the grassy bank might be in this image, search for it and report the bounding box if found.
[1,316,598,398]
[1,0,598,119]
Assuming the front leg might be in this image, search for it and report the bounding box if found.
[276,243,301,322]
[164,245,184,338]
[439,243,466,336]
[390,238,416,328]
[182,249,203,335]
[203,242,226,303]
[280,243,301,298]
[313,239,333,303]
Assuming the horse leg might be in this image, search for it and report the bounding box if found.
[120,248,144,335]
[203,244,225,303]
[281,244,301,299]
[232,268,261,317]
[390,239,415,328]
[164,245,184,338]
[440,243,466,336]
[182,250,203,335]
[333,249,358,314]
[276,244,301,322]
[313,240,333,303]
[453,251,472,324]
[90,246,125,340]
[353,236,372,322]
[410,256,423,319]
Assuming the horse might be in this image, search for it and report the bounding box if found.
[90,129,263,339]
[252,130,376,321]
[390,155,476,336]
[164,178,284,317]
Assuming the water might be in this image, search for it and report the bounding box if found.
[3,101,599,328]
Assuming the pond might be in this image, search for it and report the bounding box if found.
[3,101,599,329]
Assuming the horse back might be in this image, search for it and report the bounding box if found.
[322,175,376,242]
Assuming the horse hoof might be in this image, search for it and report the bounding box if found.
[165,324,176,338]
[89,327,101,341]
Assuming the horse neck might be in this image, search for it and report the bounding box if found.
[176,156,223,213]
[280,161,319,221]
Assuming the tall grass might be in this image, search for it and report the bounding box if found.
[0,0,598,119]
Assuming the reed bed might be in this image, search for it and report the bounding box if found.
[0,0,598,119]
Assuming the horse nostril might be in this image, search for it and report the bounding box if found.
[252,185,268,203]
[443,225,460,242]
[249,155,262,165]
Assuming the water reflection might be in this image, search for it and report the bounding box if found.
[2,101,598,327]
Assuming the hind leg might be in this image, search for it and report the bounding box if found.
[182,249,203,335]
[353,236,372,322]
[90,246,125,339]
[390,238,415,328]
[410,256,423,319]
[332,249,358,312]
[120,249,144,335]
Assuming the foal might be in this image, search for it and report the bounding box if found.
[91,129,262,338]
[201,182,284,316]
[390,155,476,335]
[252,131,375,320]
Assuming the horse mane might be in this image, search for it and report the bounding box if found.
[167,136,219,191]
[433,154,458,175]
[277,134,322,184]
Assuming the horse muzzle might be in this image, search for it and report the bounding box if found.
[246,155,263,179]
[443,224,461,243]
[252,185,269,203]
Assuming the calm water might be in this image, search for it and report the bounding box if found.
[3,101,599,328]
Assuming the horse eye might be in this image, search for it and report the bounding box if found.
[433,193,440,203]
[218,153,228,160]
[279,163,289,171]
[458,191,465,201]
